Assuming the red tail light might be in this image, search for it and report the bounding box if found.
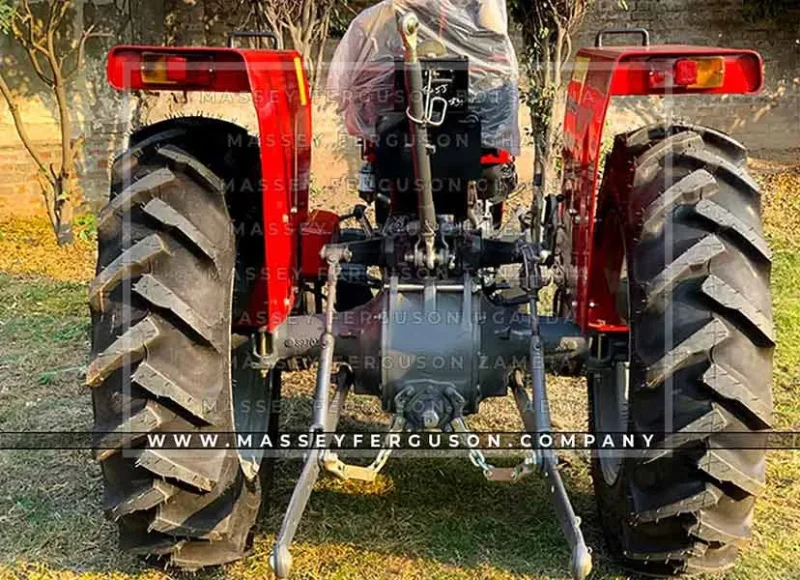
[648,56,726,90]
[141,53,214,87]
[673,59,699,86]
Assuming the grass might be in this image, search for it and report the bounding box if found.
[0,161,798,580]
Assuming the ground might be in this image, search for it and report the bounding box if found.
[0,158,798,580]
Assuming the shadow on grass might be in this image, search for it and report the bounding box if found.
[249,395,629,579]
[261,457,604,579]
[0,390,627,580]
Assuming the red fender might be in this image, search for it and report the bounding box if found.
[560,44,762,333]
[108,46,312,331]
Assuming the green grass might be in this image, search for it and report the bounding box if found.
[0,165,799,580]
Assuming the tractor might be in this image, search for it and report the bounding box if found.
[89,2,773,578]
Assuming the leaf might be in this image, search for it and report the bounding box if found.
[0,1,15,34]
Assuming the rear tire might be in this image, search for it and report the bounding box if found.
[89,119,267,569]
[590,124,774,576]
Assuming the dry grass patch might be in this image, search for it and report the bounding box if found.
[0,161,798,579]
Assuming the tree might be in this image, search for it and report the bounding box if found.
[508,0,593,234]
[234,0,335,91]
[0,0,101,245]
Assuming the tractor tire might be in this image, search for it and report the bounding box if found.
[88,119,267,569]
[589,124,774,576]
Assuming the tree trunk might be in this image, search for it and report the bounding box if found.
[56,196,75,245]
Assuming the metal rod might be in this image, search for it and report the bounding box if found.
[398,12,436,270]
[270,369,352,579]
[311,256,341,431]
[518,245,592,580]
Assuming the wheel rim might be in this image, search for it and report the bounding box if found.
[593,361,630,485]
[232,341,271,479]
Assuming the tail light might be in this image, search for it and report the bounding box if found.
[648,56,725,90]
[141,53,215,87]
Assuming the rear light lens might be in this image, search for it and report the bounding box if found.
[648,56,725,90]
[691,57,726,88]
[141,53,215,86]
[673,59,699,86]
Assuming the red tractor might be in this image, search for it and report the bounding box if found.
[89,6,773,579]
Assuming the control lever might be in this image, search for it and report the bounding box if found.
[340,204,374,238]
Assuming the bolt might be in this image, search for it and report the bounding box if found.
[422,407,440,429]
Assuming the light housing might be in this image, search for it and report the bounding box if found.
[140,53,215,87]
[648,56,726,90]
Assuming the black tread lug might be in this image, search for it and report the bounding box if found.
[683,544,740,575]
[679,146,761,197]
[641,169,717,237]
[133,273,222,351]
[700,275,775,344]
[89,234,169,312]
[632,482,724,524]
[142,198,219,264]
[694,198,772,261]
[132,360,213,424]
[644,235,726,308]
[107,479,178,521]
[111,127,188,185]
[643,318,729,390]
[156,144,225,193]
[87,315,169,387]
[698,447,766,497]
[136,448,226,493]
[99,168,176,233]
[634,132,703,187]
[702,363,772,428]
[94,400,177,461]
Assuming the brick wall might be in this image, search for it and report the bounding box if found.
[0,0,797,216]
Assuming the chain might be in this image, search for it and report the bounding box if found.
[322,414,406,482]
[451,416,541,483]
[366,414,405,473]
[449,416,493,476]
[468,447,495,475]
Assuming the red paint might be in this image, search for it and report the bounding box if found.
[673,59,699,86]
[561,45,763,333]
[481,149,513,165]
[108,47,251,92]
[107,46,311,331]
[300,210,340,279]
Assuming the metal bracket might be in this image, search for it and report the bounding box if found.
[406,72,449,127]
[322,415,405,483]
[249,329,274,377]
[227,30,279,49]
[450,415,540,484]
[594,28,650,48]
